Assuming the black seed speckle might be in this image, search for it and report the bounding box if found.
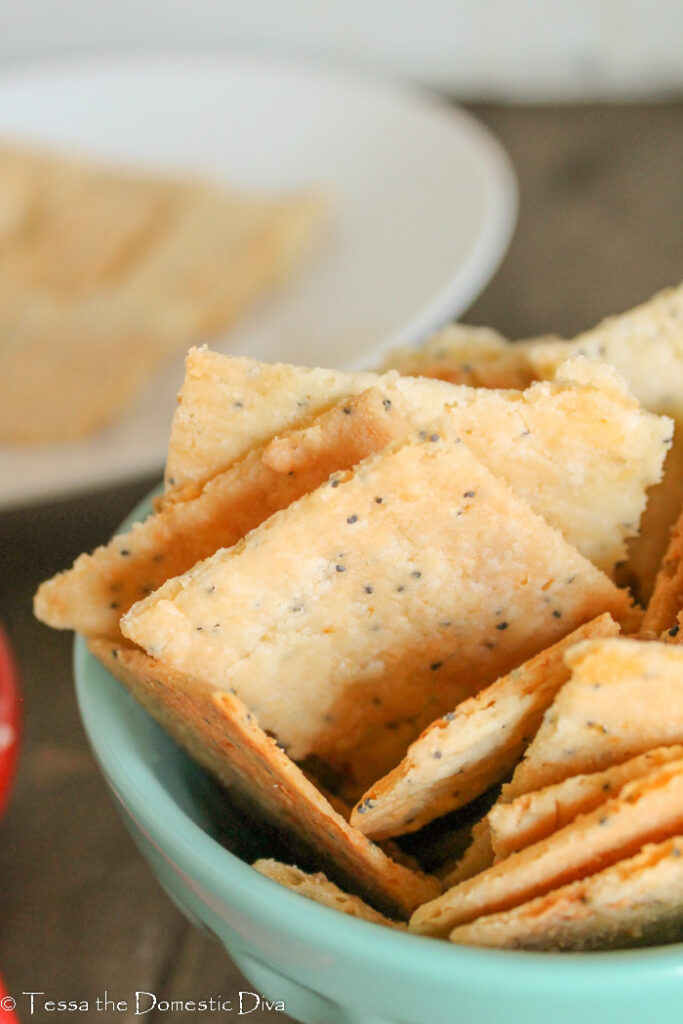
[364,585,374,594]
[496,621,509,631]
[343,406,352,415]
[120,549,131,557]
[233,400,243,408]
[430,662,443,671]
[669,624,680,638]
[375,496,383,504]
[433,750,442,759]
[347,515,358,524]
[412,570,422,578]
[430,433,440,442]
[552,609,562,619]
[109,601,119,610]
[463,490,475,498]
[335,564,346,573]
[383,398,392,410]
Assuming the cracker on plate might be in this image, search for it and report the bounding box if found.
[122,425,635,798]
[449,836,683,950]
[88,640,438,920]
[503,637,683,800]
[489,745,683,861]
[349,614,619,840]
[410,756,683,937]
[0,143,327,442]
[252,859,407,929]
[34,387,410,640]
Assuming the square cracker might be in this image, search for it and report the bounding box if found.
[123,425,635,798]
[165,348,670,576]
[410,756,683,937]
[34,387,411,640]
[503,637,683,800]
[449,836,683,950]
[489,745,683,861]
[88,640,438,920]
[252,860,407,929]
[349,614,619,840]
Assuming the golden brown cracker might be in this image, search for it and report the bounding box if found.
[410,757,683,937]
[123,426,634,799]
[88,640,438,919]
[449,836,683,950]
[350,614,619,840]
[504,637,683,800]
[252,859,407,929]
[34,387,410,639]
[489,746,683,861]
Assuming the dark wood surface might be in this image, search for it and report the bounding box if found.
[1,102,682,1024]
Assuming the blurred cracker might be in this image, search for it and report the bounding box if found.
[88,640,438,920]
[449,836,683,950]
[252,859,407,929]
[411,756,683,937]
[122,425,634,799]
[489,745,683,861]
[349,614,619,841]
[34,387,411,639]
[381,323,546,390]
[641,504,683,635]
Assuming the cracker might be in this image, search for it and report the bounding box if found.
[122,425,634,798]
[410,756,683,937]
[165,348,670,575]
[489,745,683,861]
[252,859,407,929]
[88,640,438,919]
[34,387,410,639]
[449,836,683,950]
[349,614,619,840]
[0,143,327,442]
[381,324,538,390]
[528,284,683,601]
[162,348,383,494]
[641,504,683,635]
[504,637,683,800]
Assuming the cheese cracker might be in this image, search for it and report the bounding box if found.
[489,746,683,861]
[350,614,619,840]
[123,426,634,797]
[34,388,410,639]
[410,757,683,937]
[252,859,407,929]
[504,638,683,800]
[88,640,438,919]
[449,836,683,950]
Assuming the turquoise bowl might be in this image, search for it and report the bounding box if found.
[74,493,683,1024]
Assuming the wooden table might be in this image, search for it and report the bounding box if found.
[1,103,682,1024]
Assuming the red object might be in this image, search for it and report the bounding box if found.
[0,623,21,1024]
[0,974,19,1023]
[0,623,20,818]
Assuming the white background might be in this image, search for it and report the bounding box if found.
[0,0,681,100]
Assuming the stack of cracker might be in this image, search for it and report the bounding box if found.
[34,284,683,947]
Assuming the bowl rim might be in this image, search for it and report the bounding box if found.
[74,487,683,988]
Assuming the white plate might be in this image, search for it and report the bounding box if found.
[0,53,516,507]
